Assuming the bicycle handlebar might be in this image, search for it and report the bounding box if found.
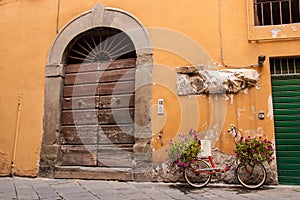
[228,124,238,145]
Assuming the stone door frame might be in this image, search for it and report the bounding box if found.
[39,3,153,181]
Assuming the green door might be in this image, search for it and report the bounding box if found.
[272,77,300,185]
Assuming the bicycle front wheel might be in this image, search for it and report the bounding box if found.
[236,163,266,189]
[184,160,211,188]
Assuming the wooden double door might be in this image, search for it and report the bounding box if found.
[59,58,136,170]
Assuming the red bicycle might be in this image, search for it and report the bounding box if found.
[183,124,267,189]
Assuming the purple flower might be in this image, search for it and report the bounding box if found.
[263,139,268,143]
[269,146,273,150]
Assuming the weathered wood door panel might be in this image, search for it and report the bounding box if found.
[64,58,136,73]
[98,108,134,124]
[60,145,97,166]
[98,59,136,71]
[64,71,100,85]
[63,84,99,97]
[64,63,99,74]
[62,96,99,110]
[99,94,134,109]
[61,125,98,145]
[97,144,133,167]
[98,125,134,144]
[61,110,98,125]
[99,68,135,83]
[99,81,135,95]
[60,59,136,169]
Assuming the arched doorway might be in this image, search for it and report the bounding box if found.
[39,3,153,181]
[60,27,137,175]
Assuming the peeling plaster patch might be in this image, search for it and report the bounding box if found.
[161,163,168,175]
[270,28,282,38]
[155,165,161,175]
[237,108,246,118]
[176,73,195,95]
[208,94,219,103]
[256,127,265,138]
[176,66,260,95]
[244,129,256,137]
[267,95,274,120]
[244,127,266,139]
[225,95,230,101]
[230,94,234,104]
[224,94,234,104]
[291,25,297,32]
[242,88,249,94]
[251,105,256,113]
[203,125,221,148]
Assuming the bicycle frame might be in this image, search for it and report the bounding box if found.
[189,125,238,175]
[191,156,231,175]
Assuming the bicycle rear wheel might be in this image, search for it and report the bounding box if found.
[184,160,211,188]
[236,163,266,189]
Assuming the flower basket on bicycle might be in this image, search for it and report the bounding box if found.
[234,135,275,189]
[235,136,275,166]
[166,129,201,175]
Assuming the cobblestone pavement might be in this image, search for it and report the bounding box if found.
[0,177,300,200]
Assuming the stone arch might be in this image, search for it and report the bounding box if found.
[39,3,153,181]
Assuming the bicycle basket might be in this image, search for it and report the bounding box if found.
[200,140,211,157]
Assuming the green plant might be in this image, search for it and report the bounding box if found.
[235,136,274,166]
[166,129,201,174]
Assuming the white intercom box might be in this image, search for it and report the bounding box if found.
[158,98,164,115]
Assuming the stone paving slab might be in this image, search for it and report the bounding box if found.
[0,177,300,200]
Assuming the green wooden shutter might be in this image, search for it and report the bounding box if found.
[272,77,300,185]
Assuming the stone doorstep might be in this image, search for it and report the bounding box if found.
[54,166,134,181]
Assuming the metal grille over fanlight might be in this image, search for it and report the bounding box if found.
[66,28,136,64]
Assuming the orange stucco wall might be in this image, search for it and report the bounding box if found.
[1,0,300,177]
